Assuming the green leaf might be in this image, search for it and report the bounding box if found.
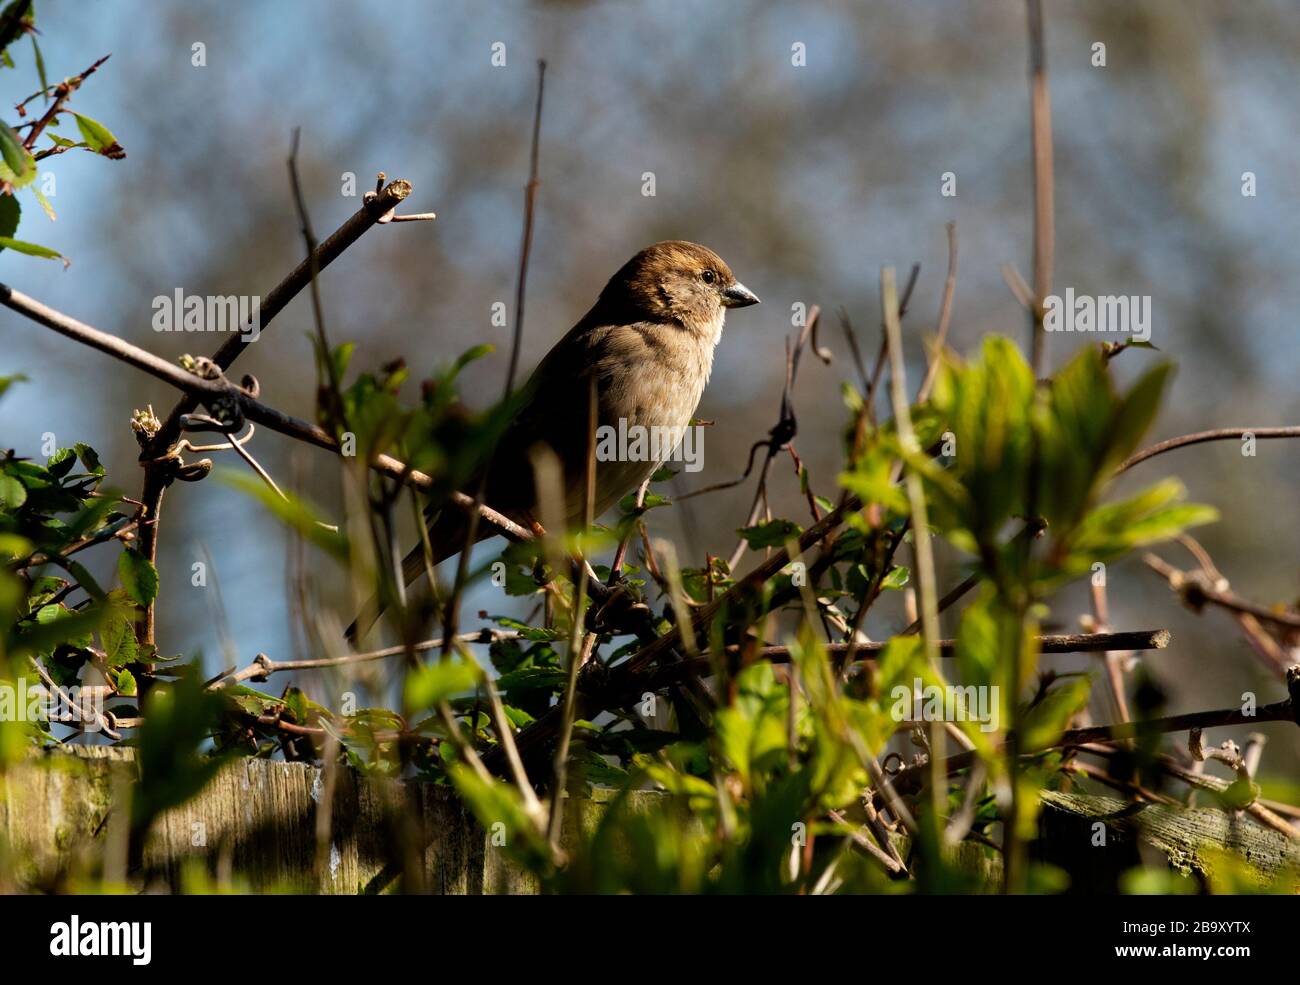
[29,183,54,221]
[714,662,790,786]
[102,606,139,666]
[0,472,26,508]
[30,34,45,99]
[618,490,671,514]
[1062,479,1218,572]
[0,235,66,265]
[0,372,26,401]
[926,336,1036,547]
[737,518,801,549]
[118,549,159,607]
[491,616,564,642]
[446,762,548,865]
[74,443,104,476]
[0,120,28,178]
[0,135,34,188]
[46,447,77,479]
[0,192,18,238]
[879,565,909,590]
[1021,677,1091,751]
[404,658,480,711]
[0,1,33,53]
[452,343,494,376]
[15,603,104,658]
[114,667,137,698]
[1105,362,1173,470]
[70,112,124,159]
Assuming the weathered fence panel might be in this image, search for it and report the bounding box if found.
[2,747,1294,893]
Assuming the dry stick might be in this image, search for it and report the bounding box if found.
[608,474,652,581]
[917,221,959,401]
[210,629,522,687]
[885,681,1300,808]
[1075,743,1300,840]
[16,54,111,155]
[1090,578,1133,725]
[27,657,120,741]
[881,265,944,826]
[828,809,904,875]
[1117,426,1300,474]
[1014,1,1056,892]
[477,659,546,825]
[1026,0,1054,379]
[681,305,822,571]
[624,616,1170,695]
[1172,535,1290,675]
[749,630,1165,663]
[0,284,539,546]
[1143,553,1300,631]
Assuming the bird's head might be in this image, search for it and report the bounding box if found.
[602,240,760,334]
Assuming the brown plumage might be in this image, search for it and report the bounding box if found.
[351,241,759,640]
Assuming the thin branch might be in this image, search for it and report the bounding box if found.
[16,54,111,154]
[882,264,945,824]
[632,631,1171,698]
[0,283,536,547]
[209,629,522,687]
[1117,426,1300,474]
[1144,553,1300,632]
[1026,0,1054,378]
[917,221,958,402]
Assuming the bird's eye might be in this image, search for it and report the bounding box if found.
[702,270,716,284]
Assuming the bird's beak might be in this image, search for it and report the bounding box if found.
[722,282,761,308]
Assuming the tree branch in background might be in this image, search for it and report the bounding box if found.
[1026,0,1054,378]
[1117,425,1300,474]
[0,282,533,546]
[133,176,417,647]
[1143,553,1300,635]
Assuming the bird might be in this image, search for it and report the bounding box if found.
[349,240,759,641]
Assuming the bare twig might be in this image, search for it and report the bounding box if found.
[917,221,958,400]
[882,264,945,826]
[209,629,522,687]
[1144,553,1300,632]
[1118,426,1300,474]
[1026,0,1054,378]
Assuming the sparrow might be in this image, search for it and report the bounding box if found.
[351,240,759,639]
